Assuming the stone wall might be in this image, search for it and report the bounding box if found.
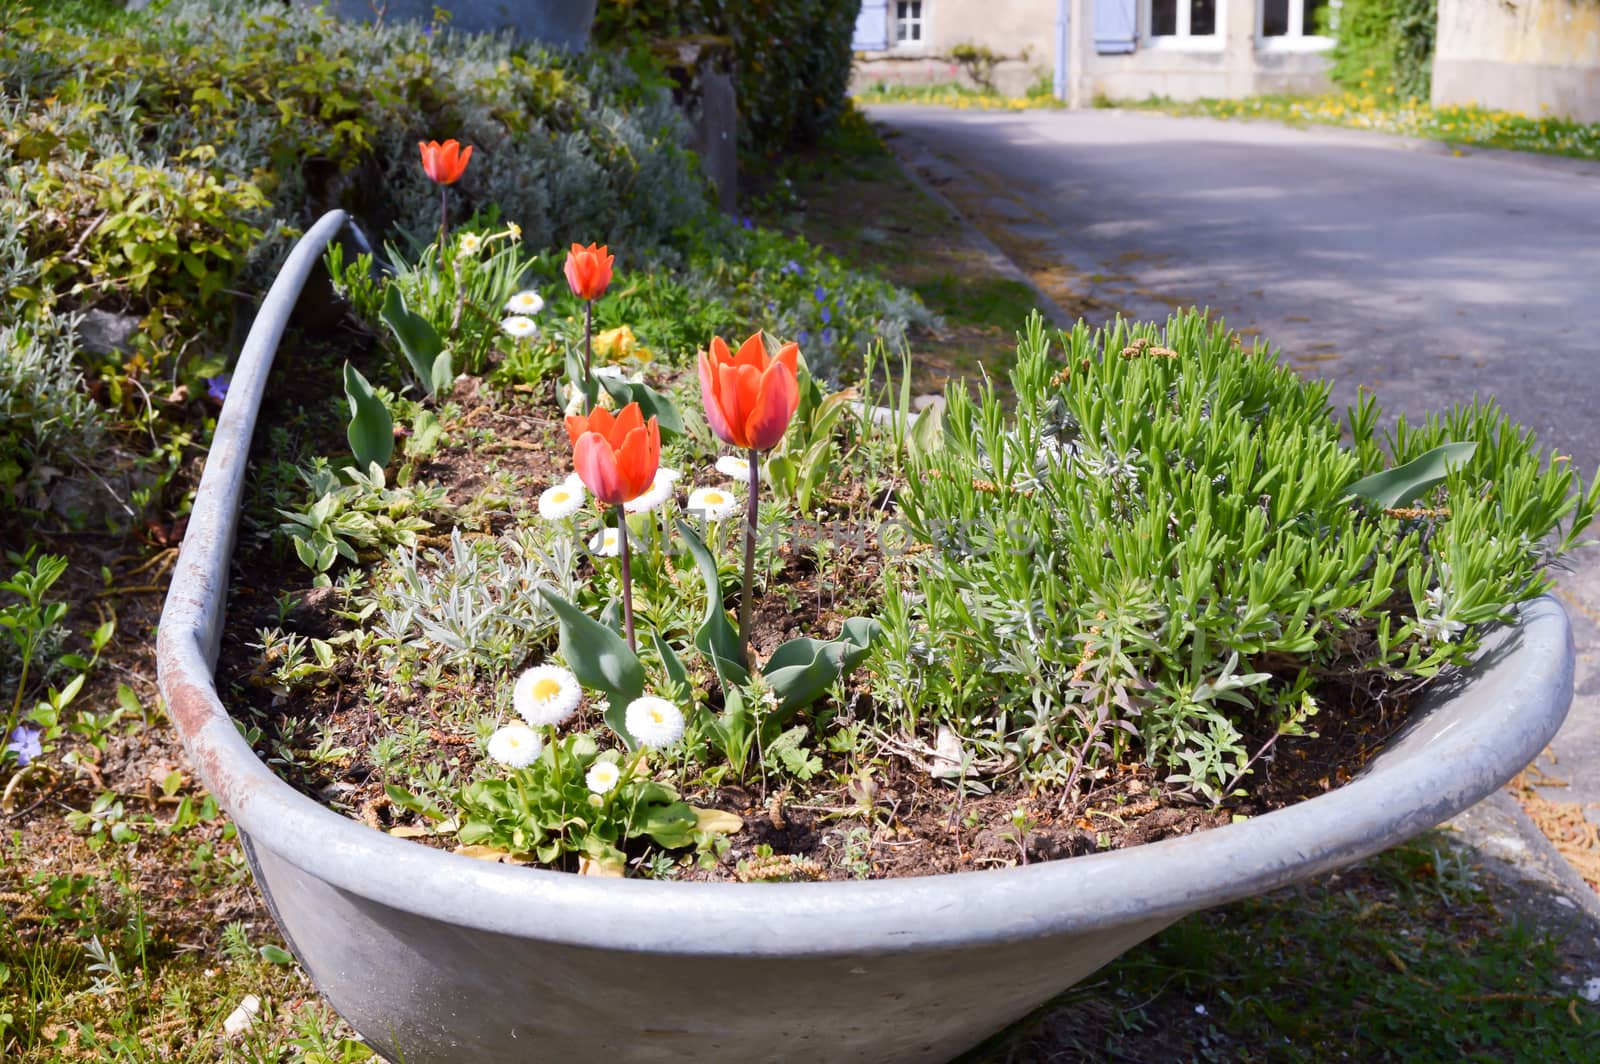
[1433,0,1600,122]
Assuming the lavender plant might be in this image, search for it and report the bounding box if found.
[884,311,1598,803]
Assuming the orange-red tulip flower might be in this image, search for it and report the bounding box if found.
[564,243,614,301]
[698,333,801,453]
[418,139,473,185]
[566,403,660,506]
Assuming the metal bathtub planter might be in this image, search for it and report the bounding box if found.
[157,212,1576,1063]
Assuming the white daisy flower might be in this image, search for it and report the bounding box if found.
[507,222,522,240]
[686,485,740,522]
[505,290,545,315]
[585,760,621,795]
[625,695,685,748]
[538,479,586,520]
[486,724,542,769]
[457,233,482,256]
[624,467,682,514]
[715,454,752,482]
[501,315,538,340]
[588,526,621,557]
[513,665,582,727]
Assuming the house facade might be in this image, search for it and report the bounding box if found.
[1432,0,1600,122]
[851,0,1334,102]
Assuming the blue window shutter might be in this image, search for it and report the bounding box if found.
[853,0,890,51]
[1094,0,1138,53]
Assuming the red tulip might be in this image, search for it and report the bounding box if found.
[698,333,800,452]
[564,243,614,301]
[566,403,660,506]
[418,139,473,185]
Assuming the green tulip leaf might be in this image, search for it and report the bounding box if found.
[539,585,645,744]
[908,399,946,460]
[762,616,882,715]
[1347,441,1477,510]
[380,285,446,397]
[343,361,393,470]
[674,520,749,684]
[651,630,690,694]
[597,374,685,438]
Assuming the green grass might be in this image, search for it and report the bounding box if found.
[1118,92,1600,165]
[966,837,1597,1062]
[853,81,1064,111]
[911,274,1039,331]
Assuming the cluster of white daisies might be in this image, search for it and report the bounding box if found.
[533,461,752,554]
[485,664,686,795]
[501,289,545,342]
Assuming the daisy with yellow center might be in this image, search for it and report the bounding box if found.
[687,485,740,522]
[624,467,681,514]
[537,475,586,520]
[506,290,545,315]
[502,315,538,340]
[585,759,621,795]
[588,526,621,557]
[486,723,542,768]
[714,454,752,482]
[624,695,684,748]
[513,665,582,727]
[457,232,482,256]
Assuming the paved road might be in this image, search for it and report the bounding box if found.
[872,105,1600,810]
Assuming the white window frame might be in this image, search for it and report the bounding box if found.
[1256,0,1335,50]
[1141,0,1225,49]
[891,0,928,50]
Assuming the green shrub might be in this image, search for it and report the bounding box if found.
[1,1,712,341]
[593,0,861,157]
[880,312,1595,801]
[1327,0,1436,100]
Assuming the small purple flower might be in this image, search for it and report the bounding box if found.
[822,328,836,346]
[820,306,832,325]
[797,329,811,346]
[783,260,803,275]
[813,286,827,302]
[6,724,41,767]
[205,373,231,404]
[739,215,754,230]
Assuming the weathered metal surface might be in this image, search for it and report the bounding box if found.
[156,209,1576,1062]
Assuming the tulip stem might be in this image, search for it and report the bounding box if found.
[583,299,594,405]
[616,505,637,653]
[439,186,449,249]
[739,448,759,664]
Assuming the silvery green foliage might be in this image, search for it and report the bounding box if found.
[0,313,110,511]
[140,1,704,255]
[371,526,577,676]
[884,311,1598,802]
[381,56,704,254]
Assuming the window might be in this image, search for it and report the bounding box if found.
[894,0,924,45]
[1149,0,1217,38]
[1261,0,1330,38]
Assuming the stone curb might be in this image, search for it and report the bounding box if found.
[1447,789,1600,927]
[876,126,1076,327]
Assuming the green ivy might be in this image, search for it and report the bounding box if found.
[1327,0,1437,101]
